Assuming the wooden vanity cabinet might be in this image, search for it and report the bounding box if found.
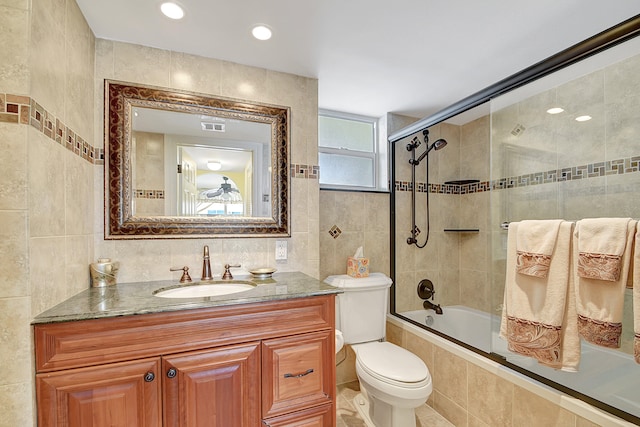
[34,295,336,427]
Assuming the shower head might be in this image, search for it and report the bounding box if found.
[426,138,447,154]
[411,137,448,165]
[432,138,447,151]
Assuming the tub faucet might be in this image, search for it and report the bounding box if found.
[201,245,213,280]
[423,300,443,315]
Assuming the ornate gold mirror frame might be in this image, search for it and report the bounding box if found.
[105,80,290,239]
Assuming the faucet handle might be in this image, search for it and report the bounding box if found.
[222,264,241,280]
[170,266,192,283]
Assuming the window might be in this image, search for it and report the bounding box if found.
[318,110,388,191]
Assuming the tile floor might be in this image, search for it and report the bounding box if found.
[336,381,454,427]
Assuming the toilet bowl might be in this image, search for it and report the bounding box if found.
[352,341,432,427]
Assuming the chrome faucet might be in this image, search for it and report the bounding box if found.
[201,245,213,280]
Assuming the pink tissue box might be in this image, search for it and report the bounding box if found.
[347,257,369,278]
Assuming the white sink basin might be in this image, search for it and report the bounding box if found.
[154,281,256,298]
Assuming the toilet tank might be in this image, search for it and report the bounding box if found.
[324,273,392,344]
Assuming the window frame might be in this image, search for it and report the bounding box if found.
[318,109,387,192]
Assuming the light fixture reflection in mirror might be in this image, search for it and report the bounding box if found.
[207,161,222,171]
[105,80,290,239]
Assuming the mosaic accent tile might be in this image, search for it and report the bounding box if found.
[328,225,342,239]
[134,189,165,199]
[2,93,100,165]
[291,163,320,179]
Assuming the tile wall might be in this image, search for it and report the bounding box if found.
[386,319,612,427]
[0,0,96,425]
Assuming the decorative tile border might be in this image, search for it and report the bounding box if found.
[4,93,320,177]
[134,189,165,199]
[396,156,640,195]
[291,164,319,179]
[1,93,103,165]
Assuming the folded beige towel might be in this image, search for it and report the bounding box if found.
[501,221,579,370]
[574,219,636,348]
[516,220,563,278]
[576,218,632,282]
[633,223,640,364]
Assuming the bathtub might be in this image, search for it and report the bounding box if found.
[398,305,639,424]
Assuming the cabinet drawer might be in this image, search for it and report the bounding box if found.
[263,403,333,427]
[262,330,334,418]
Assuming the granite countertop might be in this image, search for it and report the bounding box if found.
[33,272,342,324]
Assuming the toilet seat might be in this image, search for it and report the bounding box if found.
[354,341,430,388]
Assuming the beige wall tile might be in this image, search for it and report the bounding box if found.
[170,52,223,95]
[0,296,32,384]
[65,154,94,235]
[64,0,95,139]
[220,61,268,102]
[0,6,30,94]
[28,130,66,237]
[434,346,467,409]
[576,416,602,427]
[404,330,434,372]
[112,42,171,87]
[467,363,513,427]
[512,387,576,427]
[30,237,67,317]
[65,234,91,296]
[433,390,468,427]
[30,0,66,119]
[0,381,34,427]
[0,211,28,297]
[0,123,28,210]
[336,346,357,385]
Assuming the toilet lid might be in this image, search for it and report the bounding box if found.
[356,342,429,384]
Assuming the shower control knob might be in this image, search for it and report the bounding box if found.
[417,279,435,300]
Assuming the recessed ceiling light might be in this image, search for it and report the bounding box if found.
[575,115,592,122]
[160,2,184,20]
[252,25,272,41]
[207,161,222,171]
[546,107,564,114]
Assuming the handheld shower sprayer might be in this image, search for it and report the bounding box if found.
[407,129,448,248]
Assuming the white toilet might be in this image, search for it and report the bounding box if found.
[325,273,432,427]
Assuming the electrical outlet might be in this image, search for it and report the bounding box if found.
[275,240,288,260]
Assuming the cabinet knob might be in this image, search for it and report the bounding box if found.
[283,368,314,378]
[144,372,155,382]
[167,368,177,378]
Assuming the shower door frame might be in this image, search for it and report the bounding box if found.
[388,14,640,425]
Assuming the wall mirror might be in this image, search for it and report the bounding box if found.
[105,80,290,239]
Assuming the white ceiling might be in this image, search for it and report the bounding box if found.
[77,0,639,120]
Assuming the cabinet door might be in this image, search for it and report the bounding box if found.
[262,403,333,427]
[163,342,261,427]
[262,330,334,418]
[36,358,161,427]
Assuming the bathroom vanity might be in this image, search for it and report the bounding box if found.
[33,272,339,427]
